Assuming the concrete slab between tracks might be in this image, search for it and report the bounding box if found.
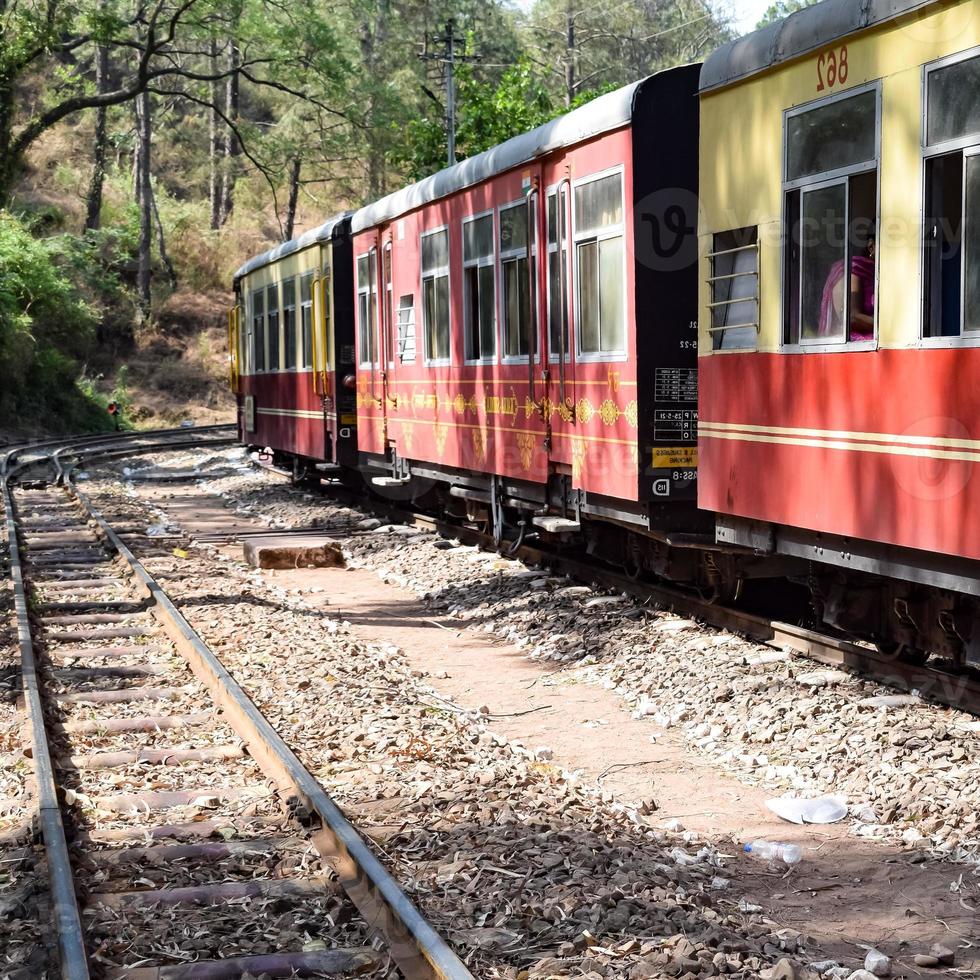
[243,535,346,570]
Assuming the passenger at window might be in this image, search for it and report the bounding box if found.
[818,233,875,341]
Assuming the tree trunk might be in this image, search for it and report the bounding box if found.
[565,0,576,107]
[360,0,389,200]
[150,180,177,289]
[208,37,221,230]
[84,34,110,231]
[219,36,240,225]
[283,157,301,241]
[135,90,152,319]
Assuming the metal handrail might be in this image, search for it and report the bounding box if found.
[706,321,760,333]
[310,276,322,395]
[525,179,539,406]
[707,270,758,283]
[707,242,758,259]
[556,176,573,418]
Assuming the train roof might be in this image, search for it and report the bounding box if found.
[233,212,352,282]
[700,0,942,93]
[351,74,659,234]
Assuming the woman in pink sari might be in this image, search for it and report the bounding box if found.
[818,234,875,341]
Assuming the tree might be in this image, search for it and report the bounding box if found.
[522,0,732,106]
[0,0,348,203]
[393,58,556,182]
[84,0,110,230]
[756,0,821,29]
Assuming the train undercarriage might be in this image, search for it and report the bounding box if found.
[257,446,980,674]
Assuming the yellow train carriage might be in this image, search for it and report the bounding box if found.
[697,0,980,664]
[230,214,357,471]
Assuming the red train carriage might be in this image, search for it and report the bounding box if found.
[230,215,357,479]
[697,0,980,662]
[349,66,712,572]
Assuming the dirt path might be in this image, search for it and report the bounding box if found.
[264,563,978,978]
[141,477,977,977]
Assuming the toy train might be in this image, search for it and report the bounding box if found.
[229,0,980,667]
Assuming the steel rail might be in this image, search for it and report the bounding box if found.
[1,478,90,980]
[1,424,235,482]
[50,433,237,484]
[65,479,476,980]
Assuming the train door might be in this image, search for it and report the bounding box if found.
[311,245,332,460]
[546,175,575,421]
[227,302,241,394]
[522,166,551,450]
[543,171,577,507]
[312,248,330,400]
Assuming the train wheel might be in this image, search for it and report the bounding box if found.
[290,458,320,489]
[623,537,643,581]
[874,640,930,666]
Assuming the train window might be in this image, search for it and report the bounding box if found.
[300,273,313,369]
[573,171,625,355]
[499,201,536,359]
[462,212,495,362]
[783,86,878,347]
[421,228,450,363]
[923,52,980,338]
[708,227,758,350]
[266,284,280,370]
[357,253,378,366]
[547,188,569,359]
[397,295,416,362]
[282,277,297,371]
[786,90,876,183]
[926,53,980,148]
[251,288,265,372]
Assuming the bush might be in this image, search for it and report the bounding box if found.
[0,210,120,433]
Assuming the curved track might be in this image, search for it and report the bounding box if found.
[2,429,474,980]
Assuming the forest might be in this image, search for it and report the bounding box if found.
[0,0,802,433]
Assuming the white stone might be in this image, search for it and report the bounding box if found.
[864,949,891,977]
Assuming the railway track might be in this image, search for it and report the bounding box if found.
[219,457,980,720]
[2,430,473,979]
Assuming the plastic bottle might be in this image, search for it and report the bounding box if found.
[743,840,802,865]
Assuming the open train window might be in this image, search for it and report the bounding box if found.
[782,87,879,347]
[282,277,297,371]
[500,201,535,359]
[266,284,280,370]
[573,170,625,357]
[251,288,265,372]
[356,253,378,367]
[300,273,314,369]
[421,228,450,363]
[923,50,980,338]
[397,295,416,362]
[547,187,569,360]
[462,212,495,362]
[709,227,758,350]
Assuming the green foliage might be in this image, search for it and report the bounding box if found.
[0,211,121,432]
[756,0,821,29]
[393,59,559,182]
